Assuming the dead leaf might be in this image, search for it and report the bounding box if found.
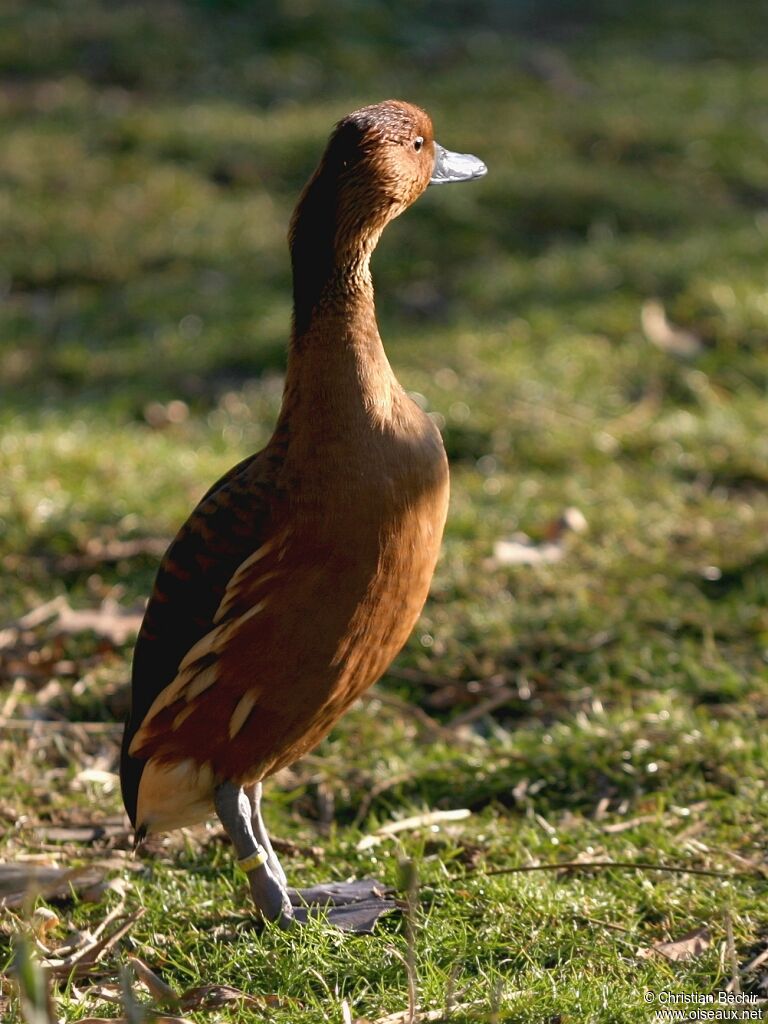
[125,957,285,1012]
[638,926,711,962]
[543,507,588,542]
[178,984,277,1011]
[641,299,703,357]
[30,909,59,942]
[357,810,471,851]
[489,507,588,569]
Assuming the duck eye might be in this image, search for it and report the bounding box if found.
[413,136,424,152]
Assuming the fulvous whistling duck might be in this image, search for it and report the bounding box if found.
[120,100,486,929]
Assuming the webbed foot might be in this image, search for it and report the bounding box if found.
[288,878,396,932]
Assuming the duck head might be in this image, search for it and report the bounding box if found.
[290,100,486,327]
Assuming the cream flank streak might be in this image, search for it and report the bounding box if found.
[128,598,270,756]
[213,535,288,623]
[228,690,258,740]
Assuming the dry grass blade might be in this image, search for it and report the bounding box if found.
[127,957,179,1006]
[351,771,420,828]
[572,912,638,937]
[385,947,417,1024]
[741,944,768,976]
[77,982,123,1005]
[1,676,26,715]
[724,908,740,994]
[12,936,56,1024]
[489,978,503,1023]
[9,597,69,632]
[600,814,662,834]
[444,962,460,1017]
[120,963,145,1024]
[357,809,471,851]
[75,891,130,944]
[400,859,419,1024]
[42,906,145,979]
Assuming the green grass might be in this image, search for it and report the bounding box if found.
[3,1,768,1021]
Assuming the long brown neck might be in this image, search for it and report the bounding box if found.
[289,156,385,325]
[283,169,395,423]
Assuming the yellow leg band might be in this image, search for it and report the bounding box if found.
[238,849,268,873]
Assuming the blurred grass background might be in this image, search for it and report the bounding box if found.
[2,1,768,1021]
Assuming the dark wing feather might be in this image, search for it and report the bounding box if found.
[120,445,282,826]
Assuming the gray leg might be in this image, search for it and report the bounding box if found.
[238,781,396,933]
[246,781,288,888]
[214,781,293,928]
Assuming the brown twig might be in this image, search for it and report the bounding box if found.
[477,860,765,881]
[572,912,638,936]
[367,691,458,741]
[724,907,740,994]
[352,771,420,828]
[447,686,517,728]
[385,666,458,689]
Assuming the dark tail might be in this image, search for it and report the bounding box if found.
[119,713,143,831]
